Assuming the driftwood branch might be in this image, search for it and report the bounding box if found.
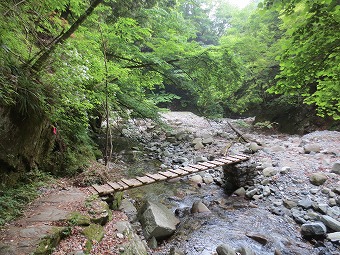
[227,121,262,146]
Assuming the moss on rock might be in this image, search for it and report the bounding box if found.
[34,227,69,255]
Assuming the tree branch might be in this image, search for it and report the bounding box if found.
[30,0,103,71]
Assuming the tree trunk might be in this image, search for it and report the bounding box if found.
[30,0,103,71]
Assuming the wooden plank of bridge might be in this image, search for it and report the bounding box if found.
[229,154,249,160]
[107,182,124,191]
[222,156,240,162]
[189,164,208,170]
[215,158,233,164]
[207,160,225,166]
[117,181,129,190]
[146,173,168,181]
[169,168,188,175]
[92,184,114,195]
[199,162,218,168]
[121,178,143,187]
[179,166,199,173]
[88,186,98,195]
[136,176,156,184]
[159,171,178,178]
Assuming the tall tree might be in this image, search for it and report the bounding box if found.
[262,0,340,119]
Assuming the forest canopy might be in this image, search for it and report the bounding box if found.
[0,0,339,175]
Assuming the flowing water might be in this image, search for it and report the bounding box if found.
[127,177,317,255]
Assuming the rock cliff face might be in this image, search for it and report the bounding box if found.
[0,106,54,186]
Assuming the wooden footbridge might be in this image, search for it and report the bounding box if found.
[89,154,250,196]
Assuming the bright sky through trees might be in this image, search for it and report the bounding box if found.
[226,0,252,9]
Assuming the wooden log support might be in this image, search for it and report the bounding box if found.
[121,178,143,187]
[159,171,178,178]
[136,176,156,184]
[146,173,168,181]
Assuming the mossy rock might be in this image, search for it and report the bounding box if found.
[34,227,69,255]
[82,224,104,254]
[110,191,124,210]
[68,212,91,226]
[83,224,104,241]
[88,199,112,225]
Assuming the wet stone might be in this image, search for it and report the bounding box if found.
[298,198,313,209]
[301,222,327,237]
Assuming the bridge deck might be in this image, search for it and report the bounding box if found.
[90,154,250,196]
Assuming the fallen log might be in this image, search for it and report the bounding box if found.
[227,121,262,146]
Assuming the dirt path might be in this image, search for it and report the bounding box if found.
[0,187,88,255]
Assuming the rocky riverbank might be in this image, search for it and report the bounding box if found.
[1,111,339,255]
[122,112,340,254]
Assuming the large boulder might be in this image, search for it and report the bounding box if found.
[138,200,180,240]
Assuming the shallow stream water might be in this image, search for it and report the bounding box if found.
[127,176,317,255]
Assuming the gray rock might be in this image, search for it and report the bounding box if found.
[173,157,189,164]
[310,188,319,194]
[313,203,330,215]
[263,186,271,197]
[280,166,291,174]
[329,198,337,206]
[194,142,205,150]
[245,188,258,198]
[216,244,236,255]
[191,201,211,213]
[203,174,214,184]
[189,174,203,184]
[169,247,185,255]
[327,232,340,242]
[234,187,246,197]
[283,199,298,209]
[331,162,340,175]
[148,236,158,249]
[115,221,131,235]
[194,156,208,163]
[306,211,320,220]
[271,146,285,152]
[245,233,269,245]
[236,246,256,255]
[191,137,202,145]
[309,172,328,186]
[202,136,214,145]
[304,144,321,154]
[138,200,180,240]
[319,215,340,231]
[263,167,278,177]
[301,222,327,237]
[298,198,313,209]
[249,142,261,152]
[333,186,340,194]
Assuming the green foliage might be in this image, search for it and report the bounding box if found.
[0,170,53,226]
[263,0,340,119]
[253,120,278,130]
